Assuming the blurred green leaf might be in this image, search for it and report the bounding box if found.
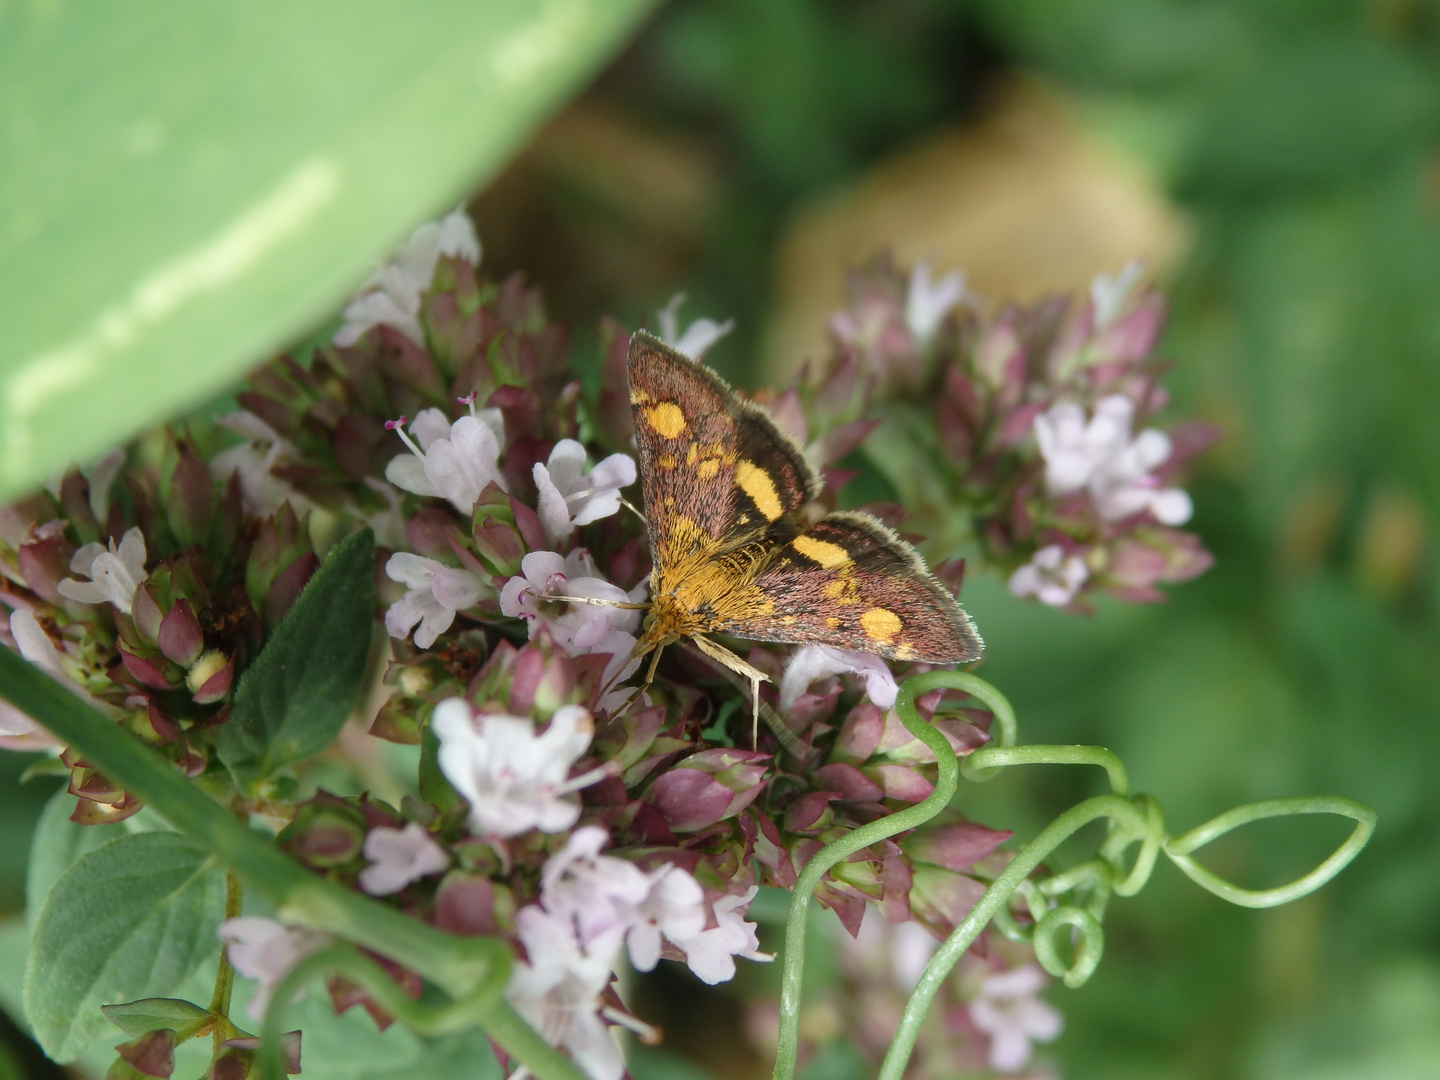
[0,0,657,500]
[100,997,209,1040]
[23,833,224,1062]
[218,528,375,788]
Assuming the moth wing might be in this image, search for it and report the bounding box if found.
[627,332,819,569]
[718,512,983,664]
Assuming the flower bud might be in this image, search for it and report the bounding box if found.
[158,598,204,667]
[113,1028,176,1079]
[647,749,770,832]
[187,650,233,704]
[17,520,76,604]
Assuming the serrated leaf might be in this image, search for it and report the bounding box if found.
[24,832,225,1062]
[218,529,375,788]
[0,0,658,501]
[101,997,211,1040]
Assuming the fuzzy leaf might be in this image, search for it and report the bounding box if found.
[218,529,375,788]
[24,833,225,1062]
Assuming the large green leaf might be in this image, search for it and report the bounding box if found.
[0,0,657,501]
[217,528,375,787]
[25,786,169,926]
[23,832,226,1062]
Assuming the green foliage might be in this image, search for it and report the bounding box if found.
[100,997,210,1040]
[23,833,225,1062]
[0,0,658,502]
[218,528,376,789]
[25,788,168,927]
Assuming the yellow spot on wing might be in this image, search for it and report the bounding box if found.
[658,452,677,469]
[861,607,903,643]
[630,389,651,404]
[735,460,783,521]
[645,401,687,439]
[792,535,851,569]
[697,458,720,480]
[825,617,840,628]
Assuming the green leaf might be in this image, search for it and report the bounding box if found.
[25,786,170,927]
[0,0,658,502]
[218,528,376,788]
[23,832,226,1062]
[101,997,211,1040]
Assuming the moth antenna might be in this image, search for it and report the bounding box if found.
[542,593,650,611]
[619,496,648,525]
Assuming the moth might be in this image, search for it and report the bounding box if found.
[602,331,982,744]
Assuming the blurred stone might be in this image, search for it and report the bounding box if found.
[473,102,719,322]
[1355,486,1427,600]
[762,78,1191,380]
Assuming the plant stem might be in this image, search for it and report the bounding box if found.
[210,871,242,1054]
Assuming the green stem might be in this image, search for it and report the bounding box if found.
[772,670,990,1080]
[210,871,243,1054]
[0,647,575,1080]
[877,795,1149,1080]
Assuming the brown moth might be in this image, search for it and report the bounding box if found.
[609,331,982,743]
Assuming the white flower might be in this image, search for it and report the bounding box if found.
[384,552,489,649]
[85,449,127,523]
[840,915,939,991]
[905,262,966,343]
[1033,396,1191,525]
[500,549,643,651]
[507,905,624,1080]
[0,610,69,744]
[656,293,734,359]
[1090,258,1143,329]
[210,411,302,516]
[218,917,330,1022]
[432,700,604,837]
[1008,545,1089,607]
[533,440,637,546]
[334,208,481,346]
[538,826,707,972]
[57,527,147,615]
[358,823,451,896]
[969,963,1063,1073]
[670,886,771,986]
[384,404,506,515]
[779,644,898,713]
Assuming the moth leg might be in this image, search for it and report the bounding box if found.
[618,496,648,525]
[690,635,771,749]
[607,640,667,719]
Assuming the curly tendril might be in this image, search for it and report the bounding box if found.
[769,670,1375,1080]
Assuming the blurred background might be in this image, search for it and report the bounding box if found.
[5,1,1440,1078]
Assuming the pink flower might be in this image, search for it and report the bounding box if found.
[533,440,637,546]
[218,917,329,1022]
[384,405,506,515]
[210,411,302,516]
[1090,259,1143,328]
[539,826,708,972]
[1034,397,1191,525]
[656,293,734,359]
[432,700,604,837]
[335,208,481,346]
[0,609,68,748]
[383,553,489,649]
[671,886,771,985]
[1008,545,1088,607]
[358,823,451,896]
[969,963,1063,1072]
[507,905,624,1080]
[500,550,644,653]
[779,645,898,713]
[57,527,147,615]
[905,262,965,343]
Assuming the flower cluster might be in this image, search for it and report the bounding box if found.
[821,254,1215,609]
[1,211,1213,1080]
